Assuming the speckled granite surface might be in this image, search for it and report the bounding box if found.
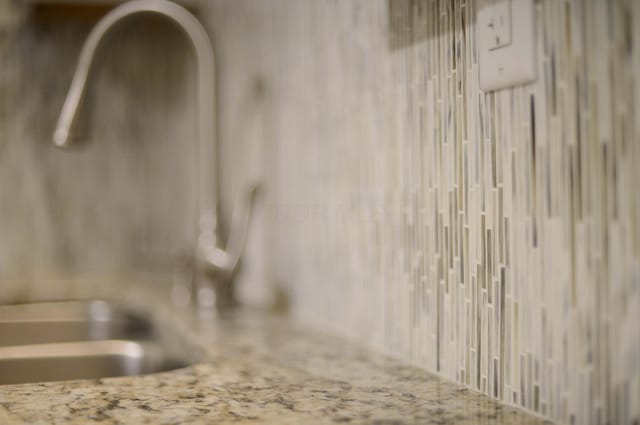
[0,278,553,424]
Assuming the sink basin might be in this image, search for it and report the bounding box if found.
[0,300,151,346]
[0,300,194,385]
[0,340,188,385]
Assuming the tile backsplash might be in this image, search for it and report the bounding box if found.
[205,0,640,423]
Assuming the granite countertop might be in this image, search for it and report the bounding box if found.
[0,277,553,425]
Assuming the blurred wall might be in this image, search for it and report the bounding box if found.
[204,0,640,424]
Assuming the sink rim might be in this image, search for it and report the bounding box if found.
[0,299,155,347]
[0,299,139,323]
[0,339,147,360]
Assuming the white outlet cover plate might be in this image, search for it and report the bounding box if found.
[477,0,537,91]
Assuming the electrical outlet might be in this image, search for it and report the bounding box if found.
[477,0,536,91]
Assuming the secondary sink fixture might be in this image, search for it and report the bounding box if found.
[0,300,151,346]
[52,0,257,311]
[0,300,194,385]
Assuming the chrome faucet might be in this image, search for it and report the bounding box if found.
[53,0,257,310]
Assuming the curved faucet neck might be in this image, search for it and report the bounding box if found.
[53,0,218,244]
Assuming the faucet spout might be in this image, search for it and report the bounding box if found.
[54,0,252,310]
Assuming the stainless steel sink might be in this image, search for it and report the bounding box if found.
[0,300,193,385]
[0,300,151,346]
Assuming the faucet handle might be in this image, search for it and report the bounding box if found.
[199,183,261,278]
[222,182,261,274]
